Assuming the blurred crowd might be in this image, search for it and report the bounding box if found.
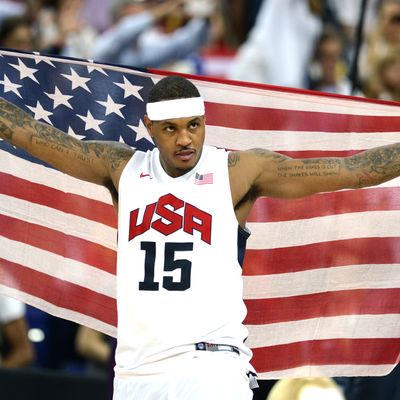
[1,0,400,102]
[1,0,400,400]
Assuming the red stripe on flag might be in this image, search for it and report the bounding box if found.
[0,172,117,228]
[243,237,400,275]
[205,102,400,132]
[0,214,116,274]
[244,289,400,325]
[248,187,400,223]
[0,257,117,327]
[251,338,400,372]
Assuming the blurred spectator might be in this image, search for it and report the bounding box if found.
[364,49,400,100]
[197,0,249,78]
[0,296,35,368]
[329,0,381,59]
[220,0,264,47]
[307,27,354,94]
[0,15,37,51]
[29,0,98,57]
[228,0,323,88]
[75,325,116,399]
[266,377,345,400]
[360,0,400,87]
[0,0,26,26]
[75,325,111,376]
[91,0,211,73]
[80,0,115,34]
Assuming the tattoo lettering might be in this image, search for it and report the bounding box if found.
[277,159,341,179]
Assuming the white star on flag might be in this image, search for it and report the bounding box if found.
[32,52,56,67]
[10,59,39,83]
[78,110,105,134]
[67,126,86,140]
[115,76,143,100]
[97,95,125,117]
[26,101,53,124]
[128,119,153,142]
[62,68,91,92]
[45,86,73,109]
[0,75,22,98]
[86,60,108,75]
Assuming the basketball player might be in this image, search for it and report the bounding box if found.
[1,75,400,399]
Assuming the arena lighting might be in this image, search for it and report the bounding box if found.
[28,328,45,343]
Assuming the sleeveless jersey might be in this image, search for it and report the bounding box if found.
[115,145,252,376]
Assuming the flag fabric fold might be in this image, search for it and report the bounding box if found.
[0,49,399,379]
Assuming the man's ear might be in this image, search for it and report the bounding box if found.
[143,115,153,137]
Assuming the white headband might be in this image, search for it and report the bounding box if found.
[146,97,205,121]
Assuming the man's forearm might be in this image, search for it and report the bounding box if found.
[344,143,400,187]
[0,96,133,186]
[0,97,80,155]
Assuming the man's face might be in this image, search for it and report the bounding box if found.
[144,115,205,177]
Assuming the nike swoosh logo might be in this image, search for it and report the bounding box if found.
[140,172,151,178]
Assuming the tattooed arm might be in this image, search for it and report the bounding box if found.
[229,145,400,222]
[0,97,134,192]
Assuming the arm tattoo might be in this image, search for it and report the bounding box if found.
[0,97,78,150]
[0,97,133,172]
[276,158,342,179]
[0,120,14,140]
[344,144,400,186]
[0,97,31,141]
[91,143,134,171]
[228,151,240,167]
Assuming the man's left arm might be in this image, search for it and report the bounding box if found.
[233,143,400,201]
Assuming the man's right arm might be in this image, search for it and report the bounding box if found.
[0,97,134,189]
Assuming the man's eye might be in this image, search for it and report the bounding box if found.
[165,126,175,133]
[189,123,199,129]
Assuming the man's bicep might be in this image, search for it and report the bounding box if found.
[26,123,110,184]
[257,156,358,198]
[56,140,134,187]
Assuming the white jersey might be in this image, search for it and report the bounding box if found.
[115,145,252,377]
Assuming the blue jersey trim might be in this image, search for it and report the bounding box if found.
[237,225,250,268]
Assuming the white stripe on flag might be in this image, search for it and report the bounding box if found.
[0,150,113,203]
[1,236,116,297]
[1,194,117,249]
[247,210,400,249]
[0,284,117,338]
[243,264,400,299]
[246,314,400,348]
[206,126,400,151]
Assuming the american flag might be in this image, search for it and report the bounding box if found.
[0,49,399,379]
[194,172,213,185]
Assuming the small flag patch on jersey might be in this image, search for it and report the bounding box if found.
[195,172,213,185]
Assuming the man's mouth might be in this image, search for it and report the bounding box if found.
[175,149,195,161]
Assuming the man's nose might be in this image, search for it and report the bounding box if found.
[176,129,192,147]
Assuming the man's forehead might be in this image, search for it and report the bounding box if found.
[157,116,204,125]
